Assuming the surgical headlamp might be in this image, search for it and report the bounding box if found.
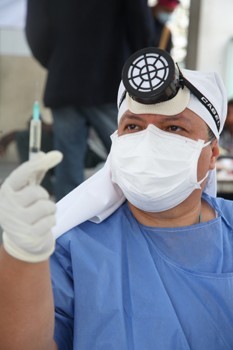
[119,47,220,131]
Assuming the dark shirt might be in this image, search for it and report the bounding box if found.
[25,0,155,108]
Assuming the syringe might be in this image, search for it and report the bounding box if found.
[29,101,42,160]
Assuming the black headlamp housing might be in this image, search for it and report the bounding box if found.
[121,47,181,105]
[120,47,220,131]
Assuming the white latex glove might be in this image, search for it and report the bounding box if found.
[0,151,63,263]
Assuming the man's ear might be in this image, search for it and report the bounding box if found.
[209,139,219,170]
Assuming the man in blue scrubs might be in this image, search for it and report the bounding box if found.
[0,48,233,350]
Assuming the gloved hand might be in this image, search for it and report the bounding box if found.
[0,151,63,263]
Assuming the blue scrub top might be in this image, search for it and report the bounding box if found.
[50,194,233,350]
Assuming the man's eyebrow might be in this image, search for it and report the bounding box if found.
[161,115,191,123]
[120,114,148,124]
[120,114,145,124]
[120,113,192,125]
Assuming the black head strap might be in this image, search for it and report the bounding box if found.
[177,65,220,131]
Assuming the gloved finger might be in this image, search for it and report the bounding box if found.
[7,215,56,240]
[11,184,49,207]
[34,150,63,185]
[30,215,57,237]
[0,182,49,207]
[0,199,56,233]
[5,151,63,191]
[1,203,56,239]
[20,200,56,225]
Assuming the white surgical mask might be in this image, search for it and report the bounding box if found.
[110,124,210,212]
[157,11,172,24]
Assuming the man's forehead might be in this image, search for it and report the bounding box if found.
[120,109,197,124]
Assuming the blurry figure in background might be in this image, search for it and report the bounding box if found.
[0,117,54,194]
[25,0,155,201]
[219,98,233,156]
[151,0,180,53]
[217,99,233,200]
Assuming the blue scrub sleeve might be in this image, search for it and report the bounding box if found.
[50,242,74,350]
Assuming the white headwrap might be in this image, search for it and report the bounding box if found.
[52,68,227,239]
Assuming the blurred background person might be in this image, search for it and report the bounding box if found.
[217,99,233,200]
[219,98,233,156]
[25,0,155,201]
[151,0,180,53]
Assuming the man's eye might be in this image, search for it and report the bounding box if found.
[127,124,137,130]
[167,125,183,132]
[124,124,141,132]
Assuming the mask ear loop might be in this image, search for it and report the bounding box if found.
[176,64,220,132]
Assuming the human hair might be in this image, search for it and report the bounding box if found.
[228,98,233,107]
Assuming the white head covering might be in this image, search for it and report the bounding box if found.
[53,67,227,239]
[117,69,227,138]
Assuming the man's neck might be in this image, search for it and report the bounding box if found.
[127,193,215,228]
